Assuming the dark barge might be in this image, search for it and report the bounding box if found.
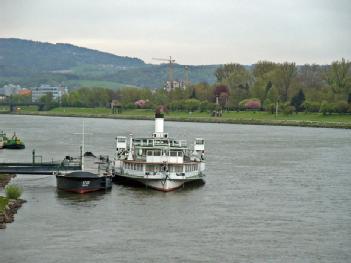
[56,153,112,194]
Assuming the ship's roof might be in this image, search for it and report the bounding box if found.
[60,171,100,178]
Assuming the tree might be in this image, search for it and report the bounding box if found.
[275,62,297,102]
[291,89,305,112]
[253,61,277,78]
[39,92,57,111]
[326,58,351,100]
[217,64,252,107]
[215,63,245,82]
[213,85,229,108]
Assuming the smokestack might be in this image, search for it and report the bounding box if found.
[155,110,164,134]
[153,106,167,138]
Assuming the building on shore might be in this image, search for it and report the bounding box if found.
[31,85,67,102]
[16,88,32,96]
[164,80,185,92]
[0,84,21,97]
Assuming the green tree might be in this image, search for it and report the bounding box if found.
[275,62,297,102]
[291,89,305,112]
[39,92,57,110]
[326,58,351,100]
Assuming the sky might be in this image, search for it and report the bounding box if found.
[0,0,350,65]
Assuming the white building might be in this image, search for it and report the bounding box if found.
[164,80,185,92]
[31,85,68,102]
[0,84,21,96]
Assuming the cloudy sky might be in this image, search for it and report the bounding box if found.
[1,0,350,65]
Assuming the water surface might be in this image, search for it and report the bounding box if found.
[0,115,350,262]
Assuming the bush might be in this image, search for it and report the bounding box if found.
[281,103,295,115]
[168,100,184,111]
[320,101,335,115]
[5,184,22,200]
[239,98,261,110]
[183,99,201,112]
[264,103,276,114]
[303,101,320,113]
[199,101,216,112]
[335,101,349,113]
[123,103,137,109]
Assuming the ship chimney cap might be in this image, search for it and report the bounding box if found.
[155,106,165,118]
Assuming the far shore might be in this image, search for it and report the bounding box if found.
[1,107,351,129]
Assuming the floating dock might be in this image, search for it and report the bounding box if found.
[0,150,81,175]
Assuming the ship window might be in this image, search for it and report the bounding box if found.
[154,150,161,156]
[196,139,204,145]
[177,151,183,157]
[174,165,183,173]
[118,138,126,142]
[170,151,177,156]
[147,150,153,156]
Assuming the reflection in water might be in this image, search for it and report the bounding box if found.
[112,178,206,196]
[56,189,111,205]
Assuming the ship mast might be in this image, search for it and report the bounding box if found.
[82,120,85,171]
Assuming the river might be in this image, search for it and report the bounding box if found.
[0,114,350,262]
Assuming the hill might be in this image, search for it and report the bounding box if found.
[0,38,218,88]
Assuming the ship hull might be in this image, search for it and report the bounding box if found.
[113,173,205,192]
[56,171,112,194]
[4,144,25,149]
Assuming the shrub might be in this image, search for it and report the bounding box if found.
[320,101,335,115]
[199,101,216,112]
[264,103,276,114]
[239,98,261,110]
[335,101,349,113]
[303,101,320,113]
[134,99,147,108]
[168,100,184,111]
[183,99,201,112]
[123,103,137,109]
[5,184,22,200]
[281,103,295,115]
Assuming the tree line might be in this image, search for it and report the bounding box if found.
[11,58,351,114]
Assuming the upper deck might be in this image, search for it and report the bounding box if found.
[132,137,188,149]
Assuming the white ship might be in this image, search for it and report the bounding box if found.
[113,108,206,191]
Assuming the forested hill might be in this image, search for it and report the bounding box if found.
[0,38,218,88]
[0,38,145,73]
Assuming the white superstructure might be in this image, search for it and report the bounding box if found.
[113,110,206,191]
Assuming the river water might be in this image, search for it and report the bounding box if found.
[0,114,350,262]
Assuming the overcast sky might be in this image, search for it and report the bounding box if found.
[1,0,350,65]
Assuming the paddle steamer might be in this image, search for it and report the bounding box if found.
[113,108,206,191]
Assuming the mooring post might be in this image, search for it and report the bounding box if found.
[32,149,35,165]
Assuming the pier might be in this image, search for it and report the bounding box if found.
[0,150,81,175]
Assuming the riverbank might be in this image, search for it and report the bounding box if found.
[0,174,25,229]
[2,107,351,129]
[0,174,16,188]
[0,197,26,229]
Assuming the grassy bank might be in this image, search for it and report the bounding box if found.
[0,196,8,213]
[3,107,351,129]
